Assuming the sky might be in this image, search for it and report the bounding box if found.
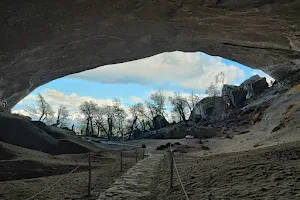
[12,51,274,125]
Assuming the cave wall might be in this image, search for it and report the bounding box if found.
[0,0,300,109]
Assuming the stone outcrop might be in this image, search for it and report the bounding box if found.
[188,126,220,138]
[190,97,229,123]
[153,115,169,129]
[222,85,247,107]
[241,75,269,98]
[1,0,300,109]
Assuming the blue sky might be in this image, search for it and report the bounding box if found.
[13,51,273,121]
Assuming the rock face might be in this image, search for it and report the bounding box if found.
[191,97,229,123]
[188,126,220,138]
[241,75,269,98]
[153,115,169,129]
[222,85,247,107]
[132,128,142,139]
[1,0,300,109]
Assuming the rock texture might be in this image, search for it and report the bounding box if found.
[1,0,300,109]
[241,75,269,98]
[222,84,247,107]
[191,97,229,123]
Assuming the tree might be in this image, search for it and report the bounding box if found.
[94,99,126,139]
[126,102,145,139]
[205,72,225,97]
[115,106,127,137]
[79,101,99,136]
[189,91,200,111]
[56,106,69,126]
[149,90,166,117]
[25,93,54,123]
[169,93,190,124]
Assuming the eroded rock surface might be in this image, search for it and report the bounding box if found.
[241,75,269,98]
[1,0,300,109]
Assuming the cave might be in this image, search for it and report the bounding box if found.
[1,0,300,110]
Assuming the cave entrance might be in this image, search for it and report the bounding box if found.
[12,51,274,131]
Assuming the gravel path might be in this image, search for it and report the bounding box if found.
[98,154,164,200]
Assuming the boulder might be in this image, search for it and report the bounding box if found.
[153,115,169,129]
[188,126,220,138]
[241,75,269,98]
[0,113,59,154]
[222,85,247,107]
[132,128,142,139]
[165,126,187,139]
[191,97,229,123]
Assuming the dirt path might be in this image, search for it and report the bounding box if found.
[0,150,138,200]
[156,141,300,200]
[98,154,163,200]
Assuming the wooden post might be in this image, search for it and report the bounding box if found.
[135,149,138,163]
[120,150,123,172]
[88,152,91,197]
[169,149,173,189]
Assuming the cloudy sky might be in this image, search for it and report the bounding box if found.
[12,51,273,124]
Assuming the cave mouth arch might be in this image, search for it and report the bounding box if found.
[1,0,299,110]
[12,51,274,123]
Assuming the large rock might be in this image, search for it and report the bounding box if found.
[241,75,269,98]
[190,97,229,123]
[1,1,300,109]
[222,85,247,107]
[153,115,169,129]
[0,113,59,154]
[188,126,220,138]
[0,113,97,154]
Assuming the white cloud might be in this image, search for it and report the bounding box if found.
[68,51,245,92]
[13,89,117,120]
[12,109,36,117]
[129,96,142,103]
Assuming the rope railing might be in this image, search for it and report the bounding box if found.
[173,156,190,200]
[169,146,190,200]
[24,155,89,200]
[23,146,146,200]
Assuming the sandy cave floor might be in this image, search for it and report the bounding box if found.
[0,149,139,200]
[156,141,300,200]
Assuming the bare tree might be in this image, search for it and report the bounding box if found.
[189,91,200,111]
[126,102,145,139]
[205,72,225,97]
[56,105,69,126]
[25,93,54,123]
[94,111,108,138]
[169,93,190,124]
[115,106,127,138]
[79,101,99,136]
[94,99,125,139]
[149,90,166,117]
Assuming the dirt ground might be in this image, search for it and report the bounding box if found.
[156,141,300,200]
[0,148,141,200]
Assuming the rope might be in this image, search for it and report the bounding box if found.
[173,157,190,200]
[25,156,89,200]
[169,146,189,200]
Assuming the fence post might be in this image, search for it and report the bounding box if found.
[120,150,123,172]
[88,152,91,197]
[135,149,138,163]
[169,149,173,189]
